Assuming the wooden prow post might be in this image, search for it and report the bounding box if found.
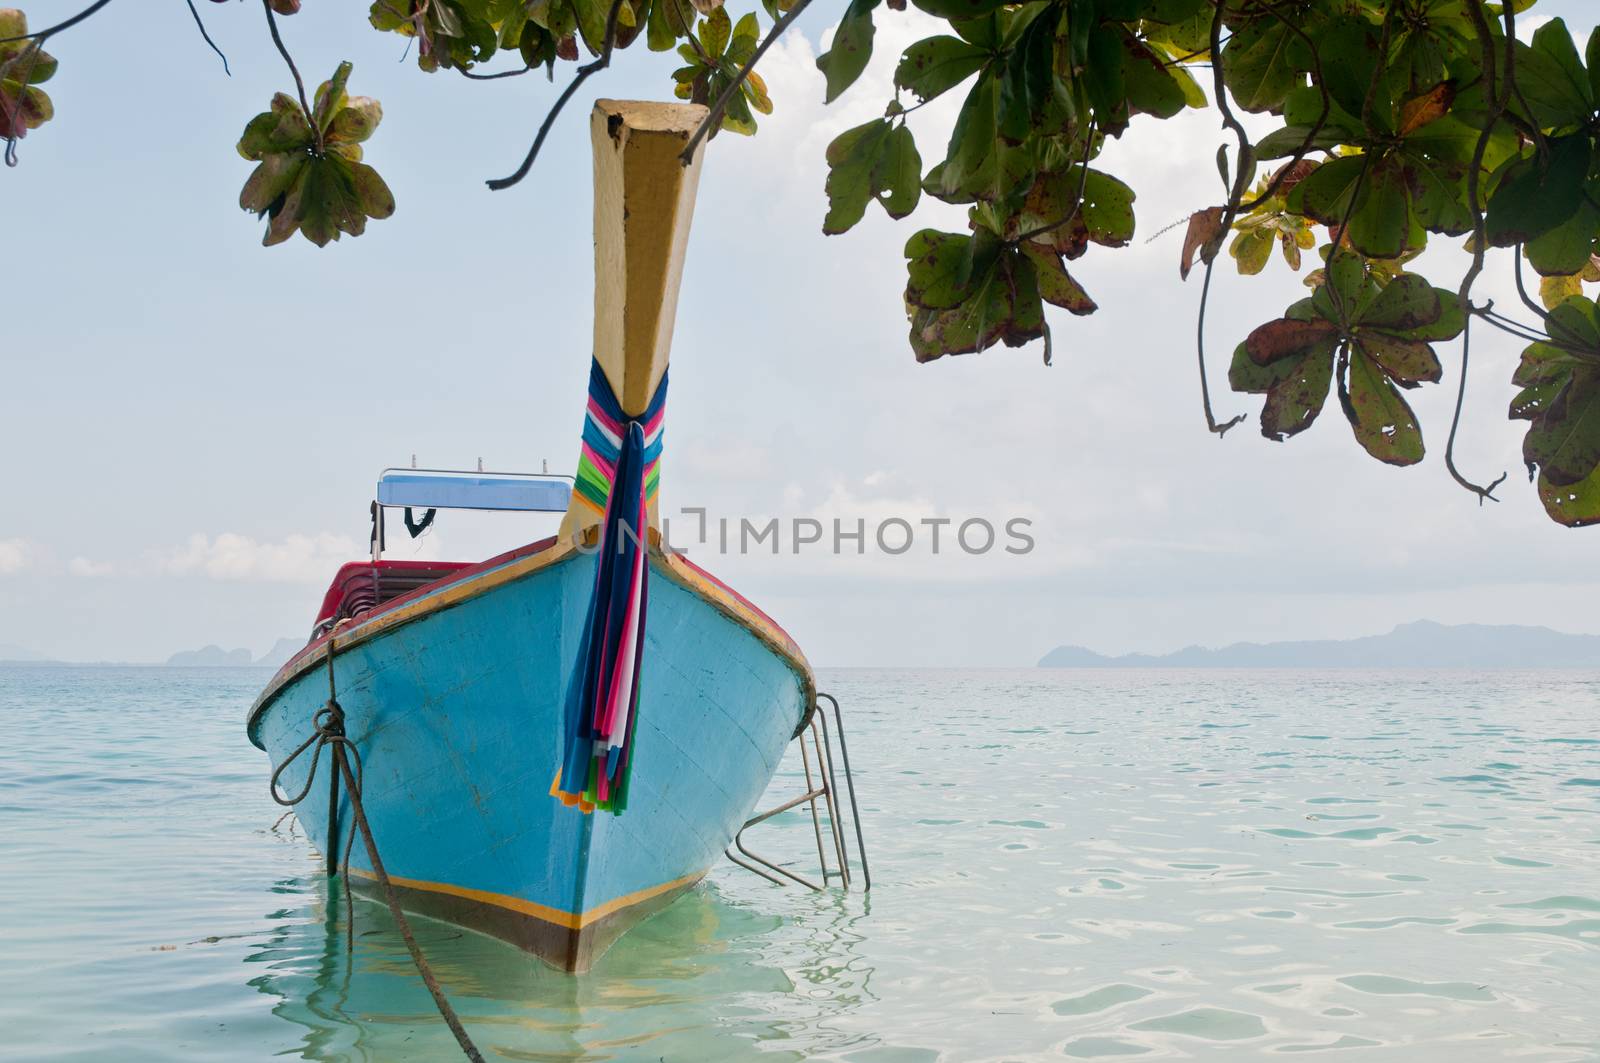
[560,99,709,544]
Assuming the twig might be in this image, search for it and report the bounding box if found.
[1194,0,1252,437]
[1445,312,1507,503]
[485,0,627,191]
[262,0,320,153]
[1194,256,1248,437]
[679,0,814,165]
[1359,0,1399,131]
[1457,0,1513,309]
[1161,35,1228,68]
[1,0,118,164]
[1475,301,1555,345]
[1013,124,1097,243]
[185,0,231,76]
[1511,244,1550,320]
[1235,0,1328,212]
[458,64,535,80]
[0,0,116,45]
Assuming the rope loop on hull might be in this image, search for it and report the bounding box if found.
[268,638,486,1063]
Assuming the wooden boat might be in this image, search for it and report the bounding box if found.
[247,100,814,972]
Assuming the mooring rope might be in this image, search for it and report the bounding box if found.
[269,637,486,1063]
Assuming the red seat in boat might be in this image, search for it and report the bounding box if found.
[313,560,472,633]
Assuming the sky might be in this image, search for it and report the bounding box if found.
[2,0,1598,666]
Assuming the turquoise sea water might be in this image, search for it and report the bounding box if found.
[1,666,1597,1062]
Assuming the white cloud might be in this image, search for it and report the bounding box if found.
[0,539,32,575]
[160,532,361,584]
[67,557,113,578]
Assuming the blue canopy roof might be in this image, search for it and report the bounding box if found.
[377,471,573,513]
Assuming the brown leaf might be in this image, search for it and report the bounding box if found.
[1397,79,1456,136]
[1270,158,1319,196]
[1245,317,1339,366]
[1020,244,1096,315]
[1180,206,1225,281]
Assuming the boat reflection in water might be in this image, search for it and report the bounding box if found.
[246,871,877,1061]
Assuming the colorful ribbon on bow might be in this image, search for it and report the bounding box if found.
[552,360,666,814]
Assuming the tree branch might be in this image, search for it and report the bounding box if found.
[185,0,230,76]
[1511,244,1551,321]
[1235,0,1328,213]
[457,64,536,80]
[1445,312,1507,503]
[1193,0,1253,437]
[262,0,319,153]
[0,0,116,45]
[485,0,627,191]
[679,0,813,165]
[1457,0,1513,309]
[1013,125,1097,243]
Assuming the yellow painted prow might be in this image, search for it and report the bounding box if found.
[559,99,708,543]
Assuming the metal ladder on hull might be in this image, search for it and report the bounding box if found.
[725,693,870,891]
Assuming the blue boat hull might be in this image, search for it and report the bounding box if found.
[249,547,808,970]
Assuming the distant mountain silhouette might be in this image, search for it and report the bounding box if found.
[1039,621,1600,669]
[166,645,255,667]
[164,639,304,667]
[254,637,305,670]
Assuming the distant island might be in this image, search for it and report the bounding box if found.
[1039,621,1600,669]
[167,638,303,669]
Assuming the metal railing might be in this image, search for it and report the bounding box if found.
[725,692,869,892]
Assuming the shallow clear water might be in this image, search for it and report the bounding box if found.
[1,666,1597,1062]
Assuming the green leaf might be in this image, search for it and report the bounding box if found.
[998,11,1056,144]
[327,97,383,146]
[1222,17,1303,114]
[907,246,1047,362]
[1122,35,1188,119]
[1287,156,1365,229]
[1525,194,1600,276]
[237,94,315,160]
[905,229,976,309]
[647,0,693,50]
[823,118,890,234]
[239,152,308,214]
[1539,462,1600,527]
[1523,367,1600,486]
[1230,229,1274,275]
[1260,342,1337,440]
[1342,348,1425,465]
[895,35,988,104]
[1229,339,1299,394]
[1547,294,1600,349]
[1359,273,1441,332]
[1317,19,1388,132]
[1354,333,1442,385]
[1486,136,1593,246]
[726,11,760,65]
[1530,17,1593,115]
[1083,23,1128,133]
[1590,24,1600,107]
[909,0,1010,18]
[1345,160,1413,260]
[817,0,878,104]
[940,73,1000,199]
[238,63,394,247]
[1018,243,1096,314]
[872,124,922,219]
[700,5,730,58]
